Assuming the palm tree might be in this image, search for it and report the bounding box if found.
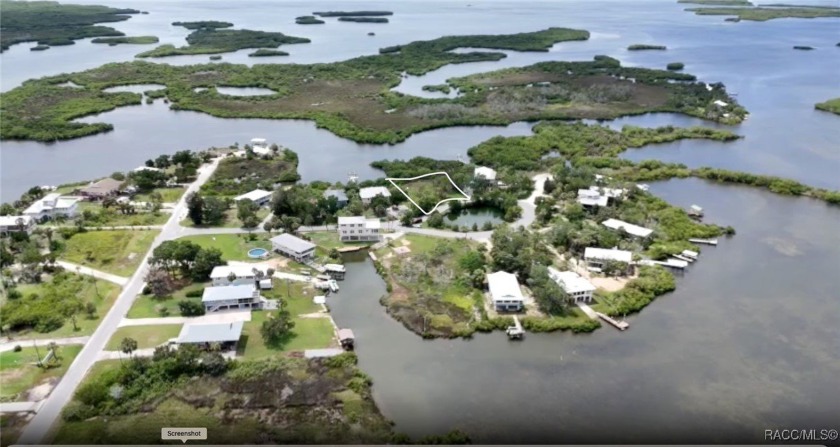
[120,337,138,360]
[46,342,60,362]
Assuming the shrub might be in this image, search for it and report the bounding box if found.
[62,402,97,422]
[13,345,22,352]
[666,62,685,71]
[324,352,358,368]
[184,288,204,298]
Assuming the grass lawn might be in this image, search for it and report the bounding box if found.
[262,279,320,315]
[306,231,370,251]
[179,234,272,262]
[12,274,120,339]
[239,310,335,360]
[105,325,182,351]
[222,207,270,228]
[403,234,439,254]
[135,187,186,203]
[60,230,159,276]
[0,345,83,401]
[74,202,168,227]
[127,282,208,318]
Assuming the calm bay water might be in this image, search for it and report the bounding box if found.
[0,1,838,442]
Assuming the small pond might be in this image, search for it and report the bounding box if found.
[216,86,278,96]
[446,205,504,227]
[103,84,166,94]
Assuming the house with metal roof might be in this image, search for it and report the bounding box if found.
[23,193,79,221]
[0,215,35,235]
[577,189,609,208]
[359,186,391,205]
[548,267,596,303]
[177,321,244,349]
[486,271,525,312]
[209,265,269,287]
[583,247,633,272]
[270,233,316,261]
[233,189,273,207]
[601,218,653,238]
[201,284,261,312]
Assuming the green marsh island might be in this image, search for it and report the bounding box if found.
[90,36,159,45]
[0,28,748,143]
[295,15,325,25]
[815,98,840,115]
[0,0,140,52]
[684,4,840,21]
[171,20,233,30]
[338,17,389,23]
[136,27,310,57]
[313,11,394,17]
[248,48,289,57]
[628,44,667,50]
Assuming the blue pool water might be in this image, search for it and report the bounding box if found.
[247,248,269,258]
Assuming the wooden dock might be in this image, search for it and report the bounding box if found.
[506,315,525,340]
[689,238,718,246]
[595,312,629,331]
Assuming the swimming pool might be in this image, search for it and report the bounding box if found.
[247,248,269,259]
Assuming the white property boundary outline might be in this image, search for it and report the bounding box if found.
[386,172,471,215]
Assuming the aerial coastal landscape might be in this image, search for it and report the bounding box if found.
[1,0,839,445]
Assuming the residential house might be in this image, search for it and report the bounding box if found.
[577,189,608,208]
[0,215,35,235]
[337,216,381,242]
[201,284,261,312]
[359,186,390,205]
[234,189,273,207]
[474,166,497,182]
[133,166,162,173]
[547,267,596,303]
[23,193,79,221]
[323,189,348,208]
[176,321,244,350]
[210,265,269,287]
[601,218,653,238]
[79,178,123,199]
[270,233,316,261]
[486,271,525,312]
[583,247,633,272]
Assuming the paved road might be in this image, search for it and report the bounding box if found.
[55,261,129,286]
[17,158,221,445]
[0,337,90,353]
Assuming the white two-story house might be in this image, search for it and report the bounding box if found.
[23,193,79,221]
[337,216,381,242]
[202,284,261,312]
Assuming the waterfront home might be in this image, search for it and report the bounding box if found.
[474,166,497,182]
[176,321,243,350]
[486,271,525,312]
[323,189,348,207]
[577,189,609,208]
[79,177,123,199]
[359,186,391,205]
[201,284,261,312]
[233,189,273,207]
[270,233,316,261]
[133,166,162,173]
[601,218,653,238]
[547,267,596,303]
[337,216,381,242]
[23,193,79,221]
[583,247,633,272]
[209,265,269,287]
[0,215,35,235]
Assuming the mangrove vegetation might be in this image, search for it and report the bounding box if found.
[815,97,840,115]
[628,44,667,50]
[313,11,394,17]
[685,5,840,21]
[248,49,289,57]
[338,17,389,23]
[136,28,310,57]
[90,36,158,45]
[0,0,139,51]
[171,20,233,30]
[295,15,324,25]
[0,28,747,143]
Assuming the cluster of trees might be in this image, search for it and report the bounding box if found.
[600,266,676,316]
[260,308,295,346]
[186,192,230,226]
[64,344,230,421]
[1,272,100,333]
[201,150,299,196]
[144,150,202,183]
[268,185,342,228]
[489,225,552,283]
[526,264,569,315]
[148,239,225,282]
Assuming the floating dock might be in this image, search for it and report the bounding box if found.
[689,238,718,246]
[506,315,525,340]
[595,312,629,331]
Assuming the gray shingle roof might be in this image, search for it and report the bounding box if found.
[177,321,244,344]
[201,284,256,302]
[270,233,316,253]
